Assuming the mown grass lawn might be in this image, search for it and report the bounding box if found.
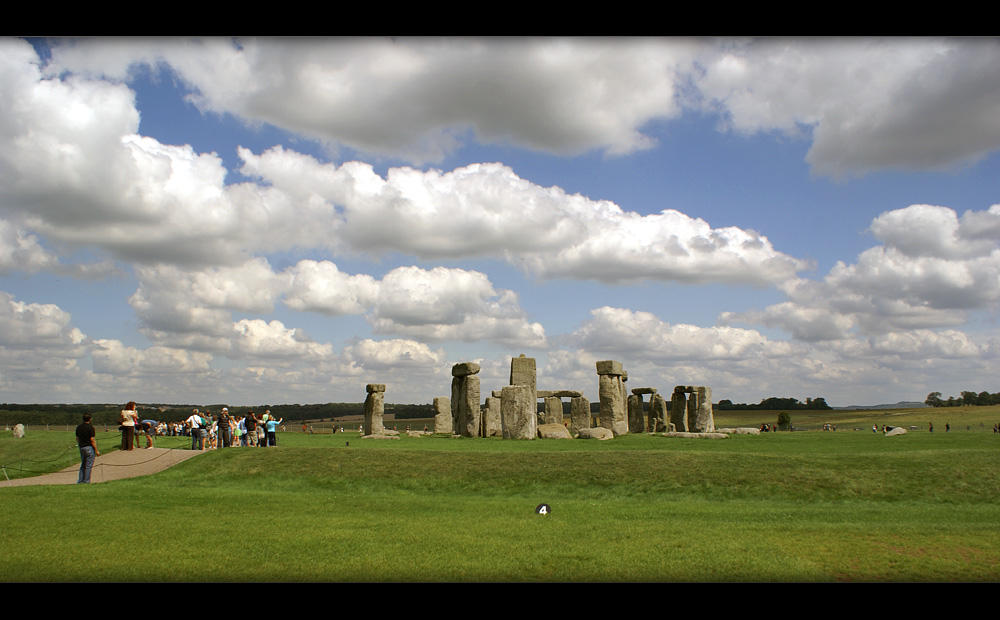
[1,425,997,581]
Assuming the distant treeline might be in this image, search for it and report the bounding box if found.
[0,402,436,426]
[924,391,1000,407]
[715,397,831,411]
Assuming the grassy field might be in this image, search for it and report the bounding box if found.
[1,408,998,582]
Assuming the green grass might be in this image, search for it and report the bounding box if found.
[2,420,998,581]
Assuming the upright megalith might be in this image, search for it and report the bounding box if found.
[482,397,502,437]
[543,396,563,425]
[451,362,481,438]
[500,354,537,439]
[597,360,628,435]
[671,387,689,433]
[509,354,537,405]
[433,396,452,435]
[570,396,591,436]
[629,387,657,433]
[500,384,535,439]
[670,385,714,433]
[693,386,714,433]
[627,394,643,434]
[363,384,386,436]
[649,393,668,432]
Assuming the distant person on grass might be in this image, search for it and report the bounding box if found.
[76,413,100,484]
[186,409,205,450]
[120,401,138,451]
[265,414,283,447]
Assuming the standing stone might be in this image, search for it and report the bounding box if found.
[544,396,563,425]
[686,392,698,434]
[363,384,385,436]
[451,363,481,438]
[691,386,714,433]
[460,375,481,437]
[628,393,647,433]
[650,393,668,432]
[12,423,25,438]
[570,396,591,436]
[500,384,535,439]
[433,396,452,435]
[509,354,537,405]
[483,397,502,437]
[597,361,627,436]
[671,388,688,433]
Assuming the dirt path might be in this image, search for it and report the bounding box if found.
[2,447,206,487]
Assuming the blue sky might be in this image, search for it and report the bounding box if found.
[1,37,999,407]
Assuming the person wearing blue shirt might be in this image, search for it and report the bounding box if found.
[265,415,283,447]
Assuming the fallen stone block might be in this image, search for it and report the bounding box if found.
[537,423,572,439]
[577,427,614,440]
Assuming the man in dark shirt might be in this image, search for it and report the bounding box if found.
[75,414,100,484]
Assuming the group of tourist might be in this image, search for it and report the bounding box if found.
[184,407,283,450]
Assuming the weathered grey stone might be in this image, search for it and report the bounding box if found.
[554,390,583,398]
[451,374,480,438]
[500,384,535,439]
[577,427,614,440]
[492,390,504,398]
[360,433,400,440]
[537,423,572,439]
[686,392,698,433]
[543,396,563,425]
[510,354,537,405]
[649,393,668,432]
[570,396,591,436]
[12,423,25,438]
[483,397,502,437]
[716,427,761,435]
[691,386,714,433]
[886,426,907,436]
[382,428,400,436]
[366,383,386,393]
[662,432,728,439]
[537,390,583,398]
[363,389,385,435]
[670,391,688,432]
[433,396,452,434]
[451,362,482,377]
[599,373,626,434]
[596,360,623,375]
[632,387,657,395]
[627,393,646,434]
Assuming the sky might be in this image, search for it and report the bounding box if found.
[1,36,999,407]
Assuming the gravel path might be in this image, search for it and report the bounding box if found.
[2,447,206,487]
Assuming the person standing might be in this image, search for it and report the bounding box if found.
[186,408,205,450]
[120,401,138,451]
[76,414,100,484]
[265,414,283,447]
[218,407,232,448]
[244,410,258,447]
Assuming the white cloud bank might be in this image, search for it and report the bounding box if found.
[723,203,1000,340]
[42,36,1000,177]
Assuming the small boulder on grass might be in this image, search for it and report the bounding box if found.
[886,427,907,436]
[538,423,572,439]
[576,427,614,440]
